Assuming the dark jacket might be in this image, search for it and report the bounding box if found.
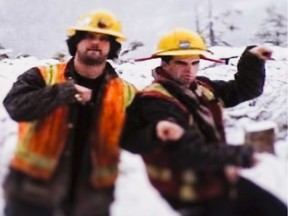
[2,59,134,215]
[120,47,265,202]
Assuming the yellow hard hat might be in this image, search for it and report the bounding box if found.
[152,28,210,57]
[67,10,126,42]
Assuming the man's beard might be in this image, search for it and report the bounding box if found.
[78,51,108,66]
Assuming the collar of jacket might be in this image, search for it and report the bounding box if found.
[64,58,119,81]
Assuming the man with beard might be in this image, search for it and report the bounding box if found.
[121,28,287,216]
[3,10,136,216]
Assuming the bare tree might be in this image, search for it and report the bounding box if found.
[254,6,287,46]
[207,0,216,46]
[196,0,242,46]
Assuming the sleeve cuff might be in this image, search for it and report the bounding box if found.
[56,81,78,104]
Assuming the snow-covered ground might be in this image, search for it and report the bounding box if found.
[0,46,287,215]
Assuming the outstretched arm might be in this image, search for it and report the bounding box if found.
[209,45,273,107]
[121,95,255,170]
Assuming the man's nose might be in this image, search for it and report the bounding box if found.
[186,65,193,73]
[90,37,101,43]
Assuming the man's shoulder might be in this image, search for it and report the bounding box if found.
[196,76,220,101]
[196,76,213,87]
[17,66,43,81]
[196,76,216,92]
[137,82,188,112]
[141,82,172,98]
[114,77,138,95]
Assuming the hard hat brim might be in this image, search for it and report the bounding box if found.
[153,49,210,57]
[67,27,126,42]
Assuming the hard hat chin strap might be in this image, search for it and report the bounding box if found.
[134,55,224,64]
[154,47,212,56]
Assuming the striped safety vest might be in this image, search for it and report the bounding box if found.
[11,62,136,188]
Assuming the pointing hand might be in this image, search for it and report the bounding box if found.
[74,84,92,104]
[156,120,184,142]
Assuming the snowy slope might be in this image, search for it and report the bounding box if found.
[0,46,287,215]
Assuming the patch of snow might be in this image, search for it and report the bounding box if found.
[0,45,287,215]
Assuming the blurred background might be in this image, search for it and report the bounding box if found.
[0,0,287,58]
[0,1,287,214]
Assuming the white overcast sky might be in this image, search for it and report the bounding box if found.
[0,0,287,58]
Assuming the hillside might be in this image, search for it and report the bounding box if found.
[0,46,287,215]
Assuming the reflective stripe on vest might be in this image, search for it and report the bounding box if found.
[11,64,69,179]
[11,63,137,185]
[90,78,137,187]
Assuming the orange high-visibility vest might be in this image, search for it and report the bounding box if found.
[11,63,136,187]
